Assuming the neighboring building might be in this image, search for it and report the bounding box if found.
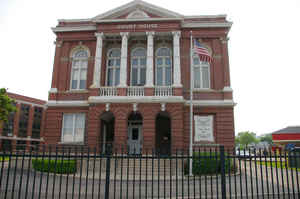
[272,126,300,148]
[0,92,46,151]
[46,0,235,154]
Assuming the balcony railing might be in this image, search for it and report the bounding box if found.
[100,87,118,96]
[127,86,144,96]
[99,86,174,97]
[154,86,173,96]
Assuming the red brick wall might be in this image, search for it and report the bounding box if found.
[44,107,89,145]
[50,20,232,101]
[46,16,235,150]
[273,133,300,141]
[44,103,187,151]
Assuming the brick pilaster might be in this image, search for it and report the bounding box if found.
[26,105,34,151]
[39,107,47,146]
[12,103,21,151]
[117,87,127,96]
[144,87,154,96]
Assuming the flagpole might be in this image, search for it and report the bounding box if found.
[189,31,193,176]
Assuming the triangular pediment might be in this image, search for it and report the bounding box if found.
[93,0,183,21]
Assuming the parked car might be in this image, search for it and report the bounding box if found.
[235,150,252,159]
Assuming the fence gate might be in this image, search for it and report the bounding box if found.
[0,145,299,198]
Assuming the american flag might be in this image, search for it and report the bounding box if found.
[194,39,212,63]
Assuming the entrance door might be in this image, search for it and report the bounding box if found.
[128,125,142,155]
[156,113,171,155]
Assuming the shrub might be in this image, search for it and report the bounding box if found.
[32,158,77,174]
[184,151,233,175]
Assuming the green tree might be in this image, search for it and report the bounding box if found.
[235,131,258,148]
[259,134,273,144]
[0,88,16,123]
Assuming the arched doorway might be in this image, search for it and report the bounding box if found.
[100,112,115,153]
[127,112,143,155]
[155,112,171,155]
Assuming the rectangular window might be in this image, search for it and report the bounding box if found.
[18,104,30,138]
[157,67,163,85]
[140,68,146,85]
[193,59,210,89]
[132,68,138,85]
[202,66,210,88]
[107,68,113,86]
[79,69,87,89]
[3,103,16,137]
[194,67,201,88]
[61,113,85,143]
[32,107,43,139]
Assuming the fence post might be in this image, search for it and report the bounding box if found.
[104,145,112,199]
[220,145,226,199]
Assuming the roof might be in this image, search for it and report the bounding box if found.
[7,92,46,107]
[53,0,232,31]
[272,126,300,135]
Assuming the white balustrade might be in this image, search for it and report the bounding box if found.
[154,86,173,96]
[127,86,144,96]
[99,87,118,96]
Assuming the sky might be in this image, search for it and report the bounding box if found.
[1,0,300,136]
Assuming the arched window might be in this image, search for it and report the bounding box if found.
[71,49,88,90]
[106,49,121,86]
[193,54,210,88]
[155,47,172,86]
[131,48,146,86]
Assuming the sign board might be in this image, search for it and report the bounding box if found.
[194,115,214,142]
[116,24,158,30]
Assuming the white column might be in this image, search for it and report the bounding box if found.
[145,31,155,87]
[91,32,104,88]
[119,32,129,87]
[172,31,182,87]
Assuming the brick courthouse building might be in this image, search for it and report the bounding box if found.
[45,0,235,154]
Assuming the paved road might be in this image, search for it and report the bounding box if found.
[0,160,299,198]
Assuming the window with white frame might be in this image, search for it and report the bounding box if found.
[131,48,146,86]
[155,47,172,86]
[71,49,88,90]
[106,49,121,86]
[193,54,210,89]
[61,113,85,143]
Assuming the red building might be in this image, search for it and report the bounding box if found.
[272,126,300,148]
[0,93,46,151]
[45,0,235,154]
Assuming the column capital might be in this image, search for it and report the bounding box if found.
[95,32,104,38]
[172,31,181,37]
[146,31,155,36]
[220,37,229,44]
[120,32,129,38]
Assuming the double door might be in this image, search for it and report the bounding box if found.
[128,125,142,155]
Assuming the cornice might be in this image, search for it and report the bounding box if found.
[47,100,89,107]
[52,26,96,33]
[183,15,227,19]
[46,99,235,107]
[181,22,232,28]
[185,100,236,107]
[58,18,91,23]
[93,17,182,23]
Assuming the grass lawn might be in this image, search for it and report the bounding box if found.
[257,160,300,171]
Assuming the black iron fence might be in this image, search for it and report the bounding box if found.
[0,145,299,198]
